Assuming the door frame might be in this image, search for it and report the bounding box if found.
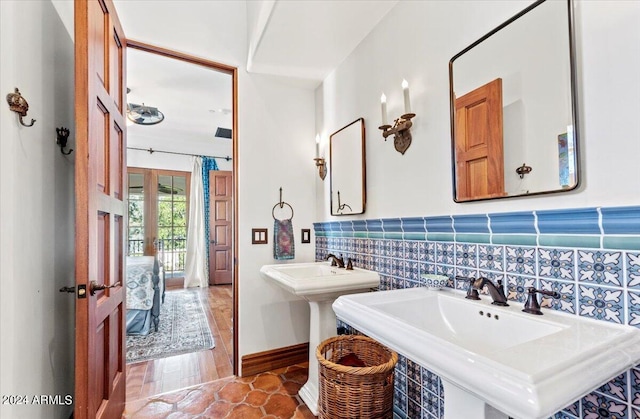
[126,40,239,375]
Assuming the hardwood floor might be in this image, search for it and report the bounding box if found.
[125,284,233,401]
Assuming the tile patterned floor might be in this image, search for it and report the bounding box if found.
[124,363,316,418]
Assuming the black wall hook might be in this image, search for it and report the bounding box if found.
[56,127,73,155]
[516,163,532,179]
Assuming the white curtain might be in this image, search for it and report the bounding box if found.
[184,157,208,288]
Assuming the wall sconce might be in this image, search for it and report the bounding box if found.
[379,79,416,155]
[314,133,327,180]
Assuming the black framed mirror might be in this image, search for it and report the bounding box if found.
[449,0,579,202]
[330,118,366,215]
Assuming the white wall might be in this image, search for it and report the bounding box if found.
[237,73,315,357]
[0,1,75,418]
[316,0,640,220]
[112,0,317,372]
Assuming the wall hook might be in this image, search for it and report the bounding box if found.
[6,88,36,127]
[336,191,353,214]
[56,127,73,155]
[516,163,532,179]
[272,187,294,220]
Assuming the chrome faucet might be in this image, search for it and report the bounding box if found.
[326,253,345,268]
[473,277,509,306]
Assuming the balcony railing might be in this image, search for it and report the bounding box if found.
[127,238,186,277]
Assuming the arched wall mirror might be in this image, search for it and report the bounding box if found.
[330,118,366,215]
[449,0,579,202]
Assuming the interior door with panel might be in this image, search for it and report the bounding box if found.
[209,170,233,285]
[454,78,505,201]
[74,0,127,417]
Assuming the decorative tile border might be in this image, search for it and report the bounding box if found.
[317,205,640,419]
[602,206,640,235]
[490,211,537,234]
[315,206,640,250]
[536,207,601,235]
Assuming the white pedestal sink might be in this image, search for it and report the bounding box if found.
[333,287,640,419]
[260,262,380,415]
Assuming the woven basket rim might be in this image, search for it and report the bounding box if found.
[316,335,398,376]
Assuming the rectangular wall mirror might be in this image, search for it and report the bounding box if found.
[449,0,579,202]
[330,118,366,215]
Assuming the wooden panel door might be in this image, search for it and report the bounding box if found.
[74,1,127,418]
[209,171,233,285]
[454,78,505,201]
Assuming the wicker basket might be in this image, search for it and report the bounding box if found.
[316,335,398,419]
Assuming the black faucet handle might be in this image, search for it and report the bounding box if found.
[346,258,353,270]
[523,287,560,315]
[456,276,480,300]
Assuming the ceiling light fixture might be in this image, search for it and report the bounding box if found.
[127,103,165,125]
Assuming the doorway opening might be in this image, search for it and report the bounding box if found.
[128,168,190,287]
[124,41,238,402]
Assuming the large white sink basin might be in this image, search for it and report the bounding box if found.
[260,262,379,301]
[260,261,379,415]
[333,288,640,419]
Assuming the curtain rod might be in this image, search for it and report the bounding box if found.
[127,147,232,161]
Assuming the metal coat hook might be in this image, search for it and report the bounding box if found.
[272,187,294,220]
[56,127,73,155]
[6,88,36,127]
[516,163,532,179]
[336,191,353,214]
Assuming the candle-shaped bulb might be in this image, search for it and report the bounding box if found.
[315,134,320,158]
[402,79,411,114]
[381,93,388,126]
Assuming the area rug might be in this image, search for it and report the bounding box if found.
[126,289,215,364]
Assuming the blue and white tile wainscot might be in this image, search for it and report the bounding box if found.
[315,205,640,419]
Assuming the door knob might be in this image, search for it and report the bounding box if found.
[89,280,121,296]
